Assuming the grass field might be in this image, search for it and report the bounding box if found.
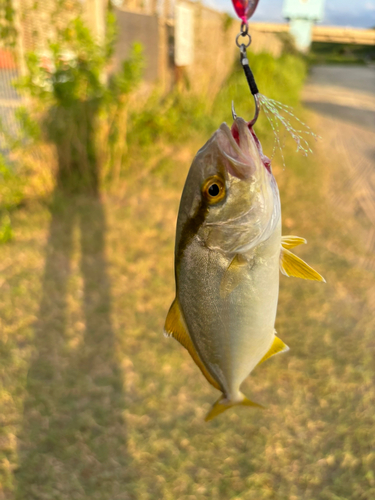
[1,63,375,498]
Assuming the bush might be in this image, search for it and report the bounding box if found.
[14,14,143,193]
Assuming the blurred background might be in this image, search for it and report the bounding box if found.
[0,0,374,499]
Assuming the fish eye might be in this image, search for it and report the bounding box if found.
[208,183,220,196]
[202,176,226,204]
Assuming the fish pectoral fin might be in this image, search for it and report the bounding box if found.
[220,253,248,299]
[280,247,326,282]
[281,235,307,249]
[257,334,289,367]
[164,298,221,391]
[164,297,188,343]
[205,394,264,422]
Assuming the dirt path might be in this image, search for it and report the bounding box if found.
[303,64,375,269]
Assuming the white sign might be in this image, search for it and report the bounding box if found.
[283,0,325,21]
[175,3,194,67]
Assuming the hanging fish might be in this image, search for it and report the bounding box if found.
[164,116,325,421]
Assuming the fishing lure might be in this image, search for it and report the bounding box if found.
[233,0,319,162]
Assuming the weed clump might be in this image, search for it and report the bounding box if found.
[3,13,143,195]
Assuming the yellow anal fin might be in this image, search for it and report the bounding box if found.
[280,247,326,282]
[257,334,289,367]
[281,235,307,249]
[205,394,264,422]
[220,253,248,299]
[164,298,221,391]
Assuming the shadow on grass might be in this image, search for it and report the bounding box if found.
[15,190,130,499]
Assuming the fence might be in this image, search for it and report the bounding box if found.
[0,49,22,150]
[0,0,107,151]
[112,2,282,95]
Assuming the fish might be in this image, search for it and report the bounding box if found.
[164,116,325,421]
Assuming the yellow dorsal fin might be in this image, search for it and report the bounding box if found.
[257,334,289,367]
[164,298,221,390]
[205,394,264,422]
[220,253,248,299]
[281,235,307,249]
[280,247,326,282]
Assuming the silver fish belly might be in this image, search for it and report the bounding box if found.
[178,218,281,401]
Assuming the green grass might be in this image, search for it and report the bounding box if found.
[128,52,307,152]
[1,54,375,499]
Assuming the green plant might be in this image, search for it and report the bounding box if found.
[15,12,143,192]
[0,0,17,48]
[121,48,308,193]
[0,155,25,211]
[129,89,212,148]
[102,42,143,181]
[0,212,13,243]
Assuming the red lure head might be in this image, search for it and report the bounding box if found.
[231,0,260,22]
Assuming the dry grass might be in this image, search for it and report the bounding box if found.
[1,111,375,500]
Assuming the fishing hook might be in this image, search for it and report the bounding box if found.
[237,41,260,126]
[249,93,260,127]
[232,92,259,126]
[231,1,261,125]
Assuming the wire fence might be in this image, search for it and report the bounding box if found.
[0,48,23,154]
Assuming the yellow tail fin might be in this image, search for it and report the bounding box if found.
[205,395,264,422]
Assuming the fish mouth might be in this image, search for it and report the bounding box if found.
[218,118,272,176]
